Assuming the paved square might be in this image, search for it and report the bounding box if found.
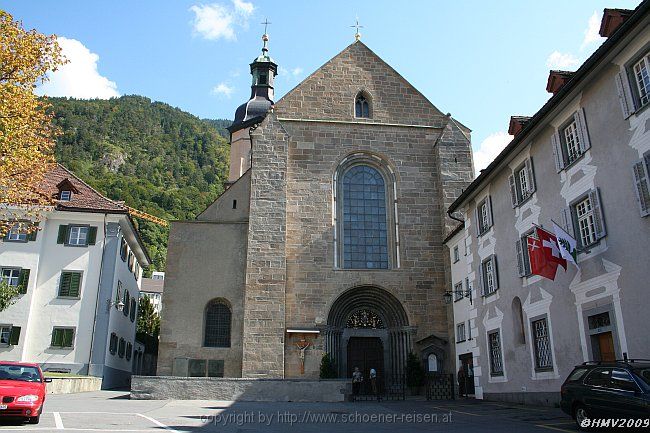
[0,391,578,432]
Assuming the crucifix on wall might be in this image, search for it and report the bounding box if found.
[296,338,311,375]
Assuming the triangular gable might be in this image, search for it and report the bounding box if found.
[56,178,80,194]
[275,41,444,126]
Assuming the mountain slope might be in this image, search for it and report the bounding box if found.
[49,95,231,273]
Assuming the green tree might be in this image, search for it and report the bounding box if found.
[0,281,19,312]
[137,296,160,337]
[319,353,338,379]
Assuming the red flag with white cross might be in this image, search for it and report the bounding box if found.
[527,227,567,280]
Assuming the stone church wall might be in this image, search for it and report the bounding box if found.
[157,221,247,377]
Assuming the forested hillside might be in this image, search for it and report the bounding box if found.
[49,95,231,273]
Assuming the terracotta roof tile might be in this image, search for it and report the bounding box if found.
[41,164,127,214]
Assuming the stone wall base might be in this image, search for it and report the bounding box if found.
[483,391,560,407]
[131,376,348,402]
[46,377,103,394]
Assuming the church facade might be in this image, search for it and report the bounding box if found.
[157,36,474,380]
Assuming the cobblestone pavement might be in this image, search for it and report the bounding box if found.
[0,391,578,432]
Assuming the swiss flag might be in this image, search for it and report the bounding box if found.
[527,227,567,280]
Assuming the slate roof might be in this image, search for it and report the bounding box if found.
[140,278,164,294]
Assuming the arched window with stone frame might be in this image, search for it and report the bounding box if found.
[354,91,371,118]
[203,298,232,348]
[333,153,399,270]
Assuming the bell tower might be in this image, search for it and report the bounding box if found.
[227,30,278,182]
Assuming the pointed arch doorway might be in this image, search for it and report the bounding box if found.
[324,286,413,385]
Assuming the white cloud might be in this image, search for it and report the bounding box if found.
[189,1,254,41]
[36,37,119,99]
[291,67,303,77]
[581,11,603,50]
[212,82,234,97]
[473,132,512,177]
[233,0,254,16]
[546,51,581,69]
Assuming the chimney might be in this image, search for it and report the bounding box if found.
[546,70,575,95]
[508,116,532,137]
[599,8,633,38]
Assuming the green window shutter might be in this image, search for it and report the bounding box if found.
[51,329,62,347]
[87,227,97,245]
[27,222,39,241]
[57,225,68,244]
[59,273,71,297]
[70,273,81,297]
[18,269,30,294]
[63,329,74,347]
[8,326,21,345]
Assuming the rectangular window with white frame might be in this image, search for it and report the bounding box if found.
[633,54,650,108]
[488,330,503,376]
[632,152,650,217]
[479,255,498,296]
[532,317,554,370]
[475,196,493,236]
[561,188,606,250]
[1,268,29,294]
[57,225,97,247]
[456,323,466,343]
[453,245,460,263]
[509,158,536,207]
[551,108,591,172]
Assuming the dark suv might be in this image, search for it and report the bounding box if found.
[561,360,650,429]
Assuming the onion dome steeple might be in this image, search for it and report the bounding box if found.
[228,26,278,133]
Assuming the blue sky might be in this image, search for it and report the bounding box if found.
[3,0,641,174]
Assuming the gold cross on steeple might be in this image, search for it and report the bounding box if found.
[351,18,363,41]
[261,18,271,35]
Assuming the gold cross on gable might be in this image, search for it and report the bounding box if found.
[261,18,271,35]
[351,18,363,40]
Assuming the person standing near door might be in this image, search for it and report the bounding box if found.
[458,365,467,398]
[352,367,363,399]
[369,368,378,400]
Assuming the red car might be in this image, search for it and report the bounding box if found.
[0,362,51,424]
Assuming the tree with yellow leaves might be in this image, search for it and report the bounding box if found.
[0,10,65,237]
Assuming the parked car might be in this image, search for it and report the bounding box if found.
[0,362,51,424]
[560,359,650,430]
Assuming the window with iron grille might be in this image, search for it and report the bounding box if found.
[204,300,231,347]
[532,318,553,370]
[454,282,463,302]
[488,330,503,376]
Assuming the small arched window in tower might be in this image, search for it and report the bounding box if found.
[355,93,370,118]
[204,299,231,347]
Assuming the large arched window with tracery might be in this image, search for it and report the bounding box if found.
[342,165,388,269]
[335,154,398,270]
[204,299,231,347]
